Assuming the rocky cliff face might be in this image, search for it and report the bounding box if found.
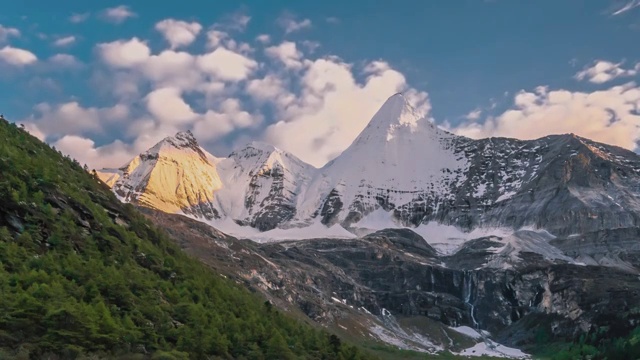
[141,209,640,355]
[213,142,315,231]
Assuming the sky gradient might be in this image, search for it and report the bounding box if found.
[1,0,640,169]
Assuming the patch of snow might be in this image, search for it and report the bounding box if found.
[473,183,487,197]
[450,326,482,339]
[456,340,529,359]
[210,218,355,243]
[412,222,513,255]
[496,191,517,203]
[357,208,400,229]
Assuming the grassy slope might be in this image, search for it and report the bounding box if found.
[0,120,371,359]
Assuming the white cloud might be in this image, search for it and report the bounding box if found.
[448,83,640,151]
[69,13,90,23]
[19,30,432,170]
[277,13,312,34]
[193,98,260,141]
[265,41,303,69]
[0,25,20,43]
[155,19,202,49]
[53,35,76,47]
[465,108,482,120]
[48,54,81,68]
[256,34,271,44]
[23,102,128,139]
[326,17,340,24]
[228,13,251,31]
[145,87,198,125]
[206,30,229,48]
[575,60,639,84]
[97,38,150,68]
[0,46,37,66]
[263,58,430,167]
[196,47,257,81]
[612,0,640,15]
[301,40,320,53]
[142,50,202,90]
[101,5,137,24]
[246,74,294,106]
[53,135,135,169]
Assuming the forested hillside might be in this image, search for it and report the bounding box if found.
[0,119,371,359]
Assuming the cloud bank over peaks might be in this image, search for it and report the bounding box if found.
[448,82,640,152]
[17,19,430,171]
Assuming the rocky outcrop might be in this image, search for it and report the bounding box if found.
[142,209,640,353]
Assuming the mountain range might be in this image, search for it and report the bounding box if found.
[92,93,640,357]
[98,93,640,271]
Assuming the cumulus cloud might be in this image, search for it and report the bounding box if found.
[193,98,261,141]
[22,26,430,170]
[575,60,639,84]
[256,34,271,44]
[0,46,37,66]
[246,74,295,106]
[96,37,257,91]
[53,35,76,47]
[0,24,20,43]
[465,108,482,120]
[53,135,135,169]
[22,102,128,140]
[69,13,90,23]
[48,54,81,68]
[265,41,303,69]
[97,38,150,67]
[448,83,640,151]
[155,19,202,49]
[277,13,312,34]
[263,58,430,167]
[196,47,257,81]
[205,30,229,48]
[101,5,137,24]
[142,50,202,90]
[145,87,197,124]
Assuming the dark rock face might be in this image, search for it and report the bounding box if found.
[319,134,640,238]
[246,164,296,231]
[141,210,640,351]
[225,143,312,231]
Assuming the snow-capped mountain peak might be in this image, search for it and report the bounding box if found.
[144,130,210,162]
[212,142,316,231]
[296,93,468,227]
[97,131,223,219]
[98,92,640,268]
[353,92,430,144]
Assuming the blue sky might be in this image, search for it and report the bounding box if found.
[1,0,640,168]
